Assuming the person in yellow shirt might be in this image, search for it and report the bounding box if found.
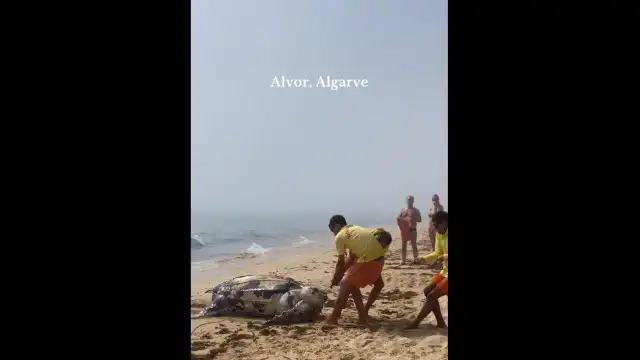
[407,210,448,329]
[325,215,392,326]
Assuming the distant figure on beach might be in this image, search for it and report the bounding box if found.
[428,194,445,251]
[325,215,392,326]
[397,195,422,264]
[407,210,448,329]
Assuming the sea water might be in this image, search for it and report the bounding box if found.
[190,211,393,278]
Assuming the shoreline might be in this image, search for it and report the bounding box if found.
[190,223,396,281]
[191,223,448,360]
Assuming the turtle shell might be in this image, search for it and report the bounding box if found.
[206,275,303,297]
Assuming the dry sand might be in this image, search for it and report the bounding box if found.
[191,225,448,360]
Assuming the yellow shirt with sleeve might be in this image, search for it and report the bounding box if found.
[335,225,387,263]
[423,230,448,277]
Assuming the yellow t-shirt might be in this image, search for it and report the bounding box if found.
[335,225,387,263]
[423,230,448,277]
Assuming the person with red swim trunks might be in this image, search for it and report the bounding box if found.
[325,215,392,326]
[407,210,448,329]
[397,195,422,264]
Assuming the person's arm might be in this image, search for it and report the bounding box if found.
[331,232,348,287]
[331,256,346,287]
[422,236,442,264]
[397,209,410,223]
[344,251,357,272]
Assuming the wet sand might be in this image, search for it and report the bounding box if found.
[191,224,448,360]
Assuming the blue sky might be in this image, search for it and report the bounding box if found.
[191,0,447,215]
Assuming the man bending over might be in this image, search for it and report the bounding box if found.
[325,215,392,325]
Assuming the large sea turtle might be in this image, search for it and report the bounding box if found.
[191,275,328,325]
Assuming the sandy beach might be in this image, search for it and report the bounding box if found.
[191,224,448,360]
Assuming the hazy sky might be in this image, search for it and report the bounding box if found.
[191,0,447,215]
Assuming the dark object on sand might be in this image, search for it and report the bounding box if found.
[192,275,328,325]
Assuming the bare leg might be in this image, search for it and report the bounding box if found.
[325,281,353,325]
[350,288,367,323]
[410,231,419,261]
[406,287,444,329]
[364,277,384,314]
[422,281,436,298]
[401,240,407,264]
[431,301,447,328]
[429,226,436,251]
[402,282,436,327]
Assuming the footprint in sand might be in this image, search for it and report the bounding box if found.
[191,341,213,351]
[258,328,278,336]
[191,301,208,308]
[380,289,419,301]
[227,332,255,342]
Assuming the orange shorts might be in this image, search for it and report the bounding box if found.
[432,273,448,294]
[343,260,384,288]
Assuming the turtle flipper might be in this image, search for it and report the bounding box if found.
[263,300,319,326]
[191,295,243,319]
[191,304,229,319]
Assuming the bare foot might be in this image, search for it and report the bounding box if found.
[436,323,448,328]
[405,323,419,330]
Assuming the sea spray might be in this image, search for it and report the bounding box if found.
[246,243,270,254]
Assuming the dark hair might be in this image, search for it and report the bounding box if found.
[377,230,393,248]
[329,215,347,227]
[432,210,448,225]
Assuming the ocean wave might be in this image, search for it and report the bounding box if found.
[212,243,270,264]
[191,230,319,263]
[246,242,270,254]
[190,231,271,249]
[292,236,315,246]
[191,233,205,248]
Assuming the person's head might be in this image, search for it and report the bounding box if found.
[406,195,415,208]
[432,210,448,234]
[376,229,393,249]
[432,194,440,205]
[328,215,347,235]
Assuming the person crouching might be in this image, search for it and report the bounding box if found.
[325,215,392,325]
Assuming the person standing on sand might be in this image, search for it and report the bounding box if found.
[325,215,392,326]
[407,210,448,329]
[428,194,445,251]
[397,195,422,265]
